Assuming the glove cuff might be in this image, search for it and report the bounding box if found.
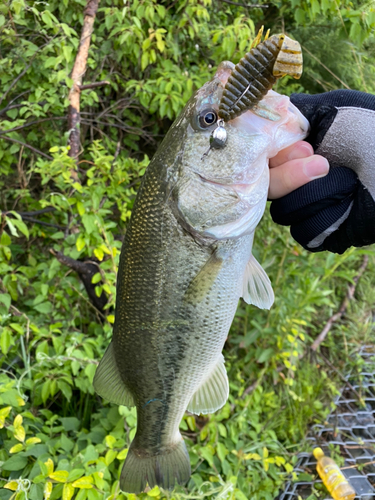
[323,183,375,253]
[270,166,375,253]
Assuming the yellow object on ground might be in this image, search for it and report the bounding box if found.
[313,447,356,500]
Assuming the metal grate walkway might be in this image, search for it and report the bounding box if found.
[278,346,375,499]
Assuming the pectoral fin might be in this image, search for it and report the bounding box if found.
[93,342,135,407]
[241,255,274,309]
[184,252,223,304]
[187,355,229,415]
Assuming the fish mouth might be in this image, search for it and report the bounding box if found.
[195,171,235,188]
[195,171,266,199]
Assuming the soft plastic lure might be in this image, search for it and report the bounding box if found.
[218,30,303,122]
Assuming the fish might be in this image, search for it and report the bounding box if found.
[93,58,309,494]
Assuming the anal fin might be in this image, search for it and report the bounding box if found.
[241,254,274,309]
[187,355,229,415]
[93,342,135,407]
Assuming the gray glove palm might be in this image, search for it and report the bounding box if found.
[270,90,375,253]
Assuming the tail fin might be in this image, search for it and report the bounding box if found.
[120,439,191,494]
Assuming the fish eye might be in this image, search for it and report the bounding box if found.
[198,109,218,129]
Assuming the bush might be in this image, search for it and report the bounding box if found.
[1,1,375,499]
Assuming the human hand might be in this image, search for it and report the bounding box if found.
[269,141,329,199]
[269,90,375,254]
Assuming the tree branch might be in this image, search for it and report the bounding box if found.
[0,90,32,116]
[0,136,52,159]
[67,0,101,161]
[302,45,350,90]
[79,80,110,90]
[50,249,108,314]
[220,0,268,7]
[18,207,56,216]
[0,117,66,137]
[21,215,63,229]
[311,255,369,351]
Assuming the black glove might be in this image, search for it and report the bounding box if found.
[270,90,375,254]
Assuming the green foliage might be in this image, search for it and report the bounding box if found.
[1,0,375,499]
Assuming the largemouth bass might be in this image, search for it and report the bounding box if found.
[93,61,309,493]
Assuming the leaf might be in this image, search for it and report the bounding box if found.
[0,406,12,418]
[14,425,25,442]
[4,481,19,491]
[257,348,274,364]
[76,235,85,252]
[76,201,85,216]
[63,483,75,500]
[105,435,116,449]
[87,489,101,500]
[60,434,74,452]
[71,476,94,489]
[10,443,24,453]
[147,486,160,497]
[141,52,149,71]
[295,7,305,24]
[67,469,85,483]
[11,218,29,239]
[60,417,80,431]
[132,16,141,29]
[44,481,53,500]
[41,380,51,403]
[105,449,117,466]
[57,380,72,401]
[75,489,87,500]
[14,414,23,427]
[116,448,128,460]
[41,11,53,27]
[216,442,228,462]
[235,490,248,500]
[2,454,28,471]
[93,247,104,261]
[84,364,96,384]
[44,458,54,476]
[0,293,11,311]
[34,301,52,314]
[26,437,42,445]
[49,470,69,482]
[244,452,261,460]
[0,327,12,354]
[81,214,96,235]
[200,447,214,466]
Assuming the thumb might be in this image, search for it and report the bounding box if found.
[268,155,330,199]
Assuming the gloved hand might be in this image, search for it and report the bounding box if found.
[270,90,375,254]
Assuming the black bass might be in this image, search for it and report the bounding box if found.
[94,60,309,493]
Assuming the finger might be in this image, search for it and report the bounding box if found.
[269,141,314,168]
[268,155,330,199]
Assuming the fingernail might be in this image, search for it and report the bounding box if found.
[288,143,313,160]
[303,156,330,179]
